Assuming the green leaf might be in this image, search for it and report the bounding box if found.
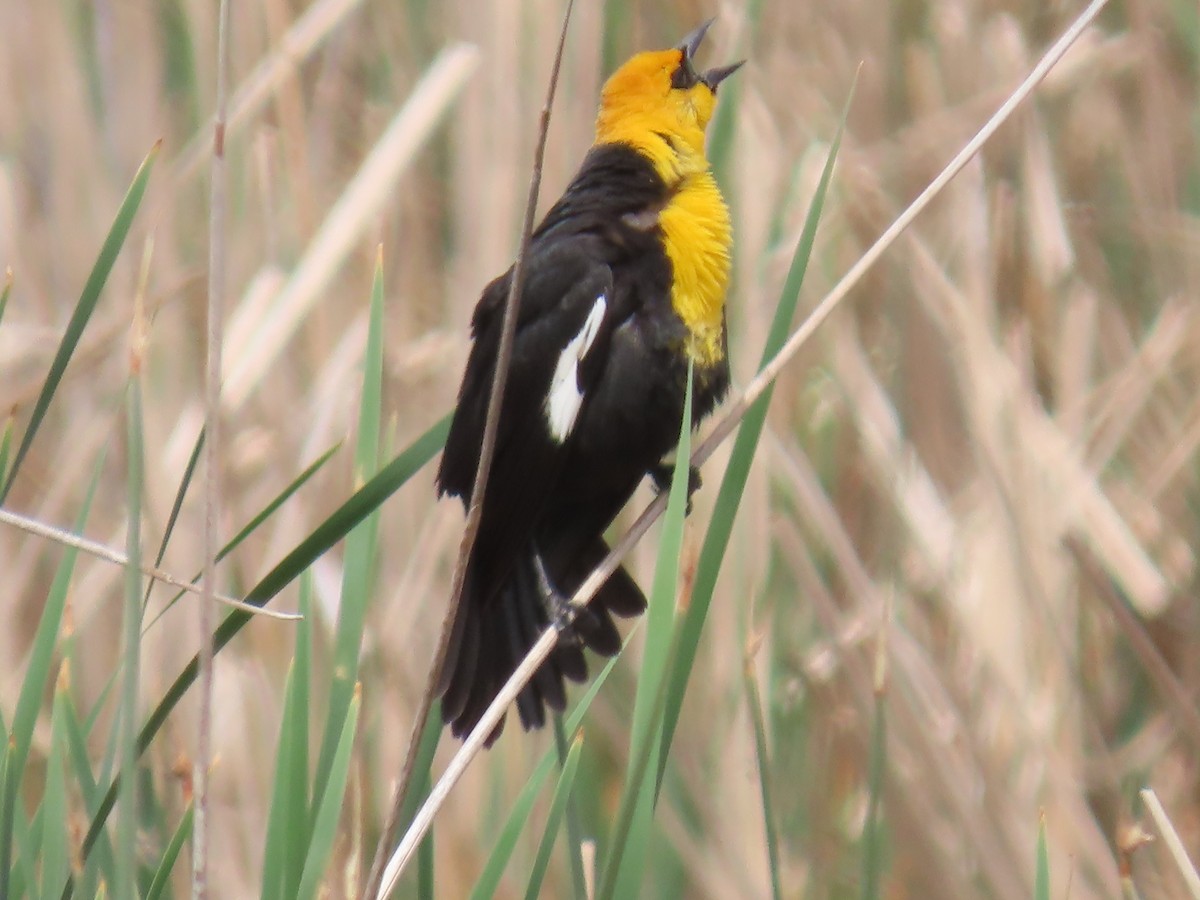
[116,376,145,900]
[0,413,12,490]
[403,703,442,900]
[707,0,765,181]
[313,257,385,820]
[599,365,694,900]
[0,453,103,896]
[75,414,448,877]
[0,267,11,328]
[1,142,160,502]
[551,717,588,900]
[39,687,72,900]
[1034,814,1050,900]
[144,805,193,900]
[143,440,341,633]
[657,79,857,791]
[523,732,585,900]
[261,576,313,900]
[143,427,205,608]
[745,658,783,900]
[59,689,114,899]
[469,648,628,899]
[295,688,361,900]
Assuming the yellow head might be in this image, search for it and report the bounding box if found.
[594,20,743,178]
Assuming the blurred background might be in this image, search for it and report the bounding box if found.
[1,0,1199,896]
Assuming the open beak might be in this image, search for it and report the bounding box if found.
[677,18,715,62]
[676,19,745,92]
[701,61,744,90]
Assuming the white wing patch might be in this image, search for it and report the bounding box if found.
[545,295,607,442]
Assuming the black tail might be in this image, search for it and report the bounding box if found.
[438,540,646,745]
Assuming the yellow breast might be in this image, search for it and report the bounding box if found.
[595,125,732,368]
[658,170,732,367]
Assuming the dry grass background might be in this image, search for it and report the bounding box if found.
[1,0,1199,896]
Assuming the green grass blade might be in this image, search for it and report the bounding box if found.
[144,805,193,900]
[523,732,585,900]
[1035,814,1049,900]
[707,0,764,181]
[598,619,685,900]
[216,442,342,564]
[60,688,113,899]
[551,717,588,900]
[0,413,12,489]
[39,685,72,900]
[260,665,305,900]
[116,377,145,900]
[0,266,11,328]
[144,440,341,632]
[313,257,385,819]
[11,796,37,900]
[1,142,160,503]
[599,365,694,900]
[143,427,204,607]
[285,575,314,898]
[261,576,313,900]
[469,648,627,900]
[295,687,361,900]
[75,414,448,876]
[468,776,544,900]
[656,81,856,792]
[744,657,782,900]
[0,453,103,896]
[80,688,124,900]
[402,702,442,900]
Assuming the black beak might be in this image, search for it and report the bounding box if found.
[675,20,744,92]
[702,61,745,90]
[677,18,715,63]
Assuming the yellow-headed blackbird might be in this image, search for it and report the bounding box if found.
[437,21,741,742]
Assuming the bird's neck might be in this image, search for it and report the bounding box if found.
[594,121,732,368]
[594,113,708,182]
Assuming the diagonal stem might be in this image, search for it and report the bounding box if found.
[375,0,1116,888]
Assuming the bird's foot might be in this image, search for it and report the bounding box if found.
[649,462,701,515]
[532,549,583,642]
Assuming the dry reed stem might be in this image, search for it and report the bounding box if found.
[171,0,367,184]
[380,0,1119,890]
[223,43,480,409]
[1140,787,1200,899]
[194,0,232,893]
[0,507,296,619]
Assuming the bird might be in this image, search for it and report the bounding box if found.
[436,20,742,743]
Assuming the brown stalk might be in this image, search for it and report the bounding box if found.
[194,0,232,894]
[362,2,576,896]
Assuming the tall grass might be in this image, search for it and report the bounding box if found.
[1,0,1199,897]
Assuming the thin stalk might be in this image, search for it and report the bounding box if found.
[370,1,1113,887]
[363,2,576,896]
[0,508,295,620]
[194,0,232,894]
[552,716,588,900]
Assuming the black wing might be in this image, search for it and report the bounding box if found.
[437,236,621,605]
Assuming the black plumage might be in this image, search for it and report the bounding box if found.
[436,144,730,743]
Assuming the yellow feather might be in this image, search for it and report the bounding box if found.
[593,49,733,368]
